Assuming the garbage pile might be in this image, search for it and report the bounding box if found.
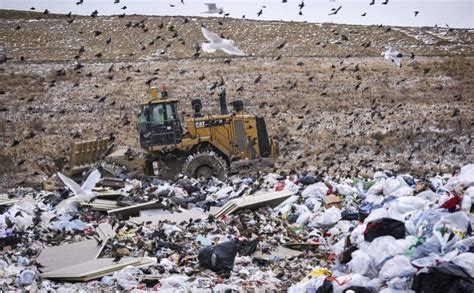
[1,164,473,292]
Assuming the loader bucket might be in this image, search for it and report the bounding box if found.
[66,138,110,176]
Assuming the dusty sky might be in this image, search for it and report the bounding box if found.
[1,0,473,28]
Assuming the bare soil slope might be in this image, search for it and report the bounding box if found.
[1,10,473,189]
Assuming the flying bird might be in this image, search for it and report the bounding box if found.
[414,11,419,16]
[298,1,305,10]
[369,0,375,5]
[76,0,83,5]
[202,3,224,14]
[382,47,403,67]
[361,12,366,16]
[381,0,388,4]
[56,169,101,209]
[257,9,263,17]
[329,6,342,15]
[201,27,245,56]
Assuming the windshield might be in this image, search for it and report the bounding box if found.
[140,103,178,125]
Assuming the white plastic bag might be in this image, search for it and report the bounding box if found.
[288,275,326,293]
[112,266,143,290]
[379,255,416,280]
[386,196,427,214]
[451,252,474,278]
[348,250,375,277]
[367,236,416,267]
[367,180,385,196]
[302,182,328,198]
[461,194,472,212]
[458,164,474,187]
[312,207,341,227]
[383,178,403,196]
[159,275,189,291]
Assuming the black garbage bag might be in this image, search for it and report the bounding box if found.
[341,244,358,264]
[412,262,474,293]
[316,279,333,293]
[198,240,239,272]
[343,286,375,293]
[299,175,316,185]
[341,210,359,221]
[364,218,406,242]
[238,239,259,256]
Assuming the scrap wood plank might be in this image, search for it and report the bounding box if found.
[130,209,207,225]
[97,223,115,240]
[81,199,120,211]
[37,239,106,273]
[253,246,302,259]
[0,194,18,206]
[94,189,126,199]
[41,257,153,281]
[213,190,294,218]
[107,200,164,217]
[283,242,321,251]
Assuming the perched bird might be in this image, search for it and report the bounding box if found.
[43,9,50,14]
[276,41,287,49]
[106,37,112,44]
[201,27,245,56]
[382,47,403,67]
[202,3,224,14]
[30,7,35,10]
[91,10,98,18]
[254,74,262,84]
[329,6,342,15]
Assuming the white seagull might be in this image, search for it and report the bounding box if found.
[201,27,245,56]
[57,169,101,204]
[202,3,224,14]
[382,46,403,67]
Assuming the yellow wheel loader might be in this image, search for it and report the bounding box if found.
[66,86,279,180]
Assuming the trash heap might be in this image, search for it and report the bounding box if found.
[0,164,473,292]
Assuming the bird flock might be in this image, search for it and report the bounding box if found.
[20,1,431,66]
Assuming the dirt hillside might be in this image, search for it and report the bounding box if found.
[1,10,473,189]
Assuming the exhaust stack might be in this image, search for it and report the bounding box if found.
[219,89,229,115]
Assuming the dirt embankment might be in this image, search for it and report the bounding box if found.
[1,10,473,189]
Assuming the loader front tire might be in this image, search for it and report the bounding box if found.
[182,150,228,181]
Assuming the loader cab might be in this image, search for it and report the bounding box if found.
[138,87,183,148]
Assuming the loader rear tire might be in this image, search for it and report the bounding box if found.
[182,150,228,181]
